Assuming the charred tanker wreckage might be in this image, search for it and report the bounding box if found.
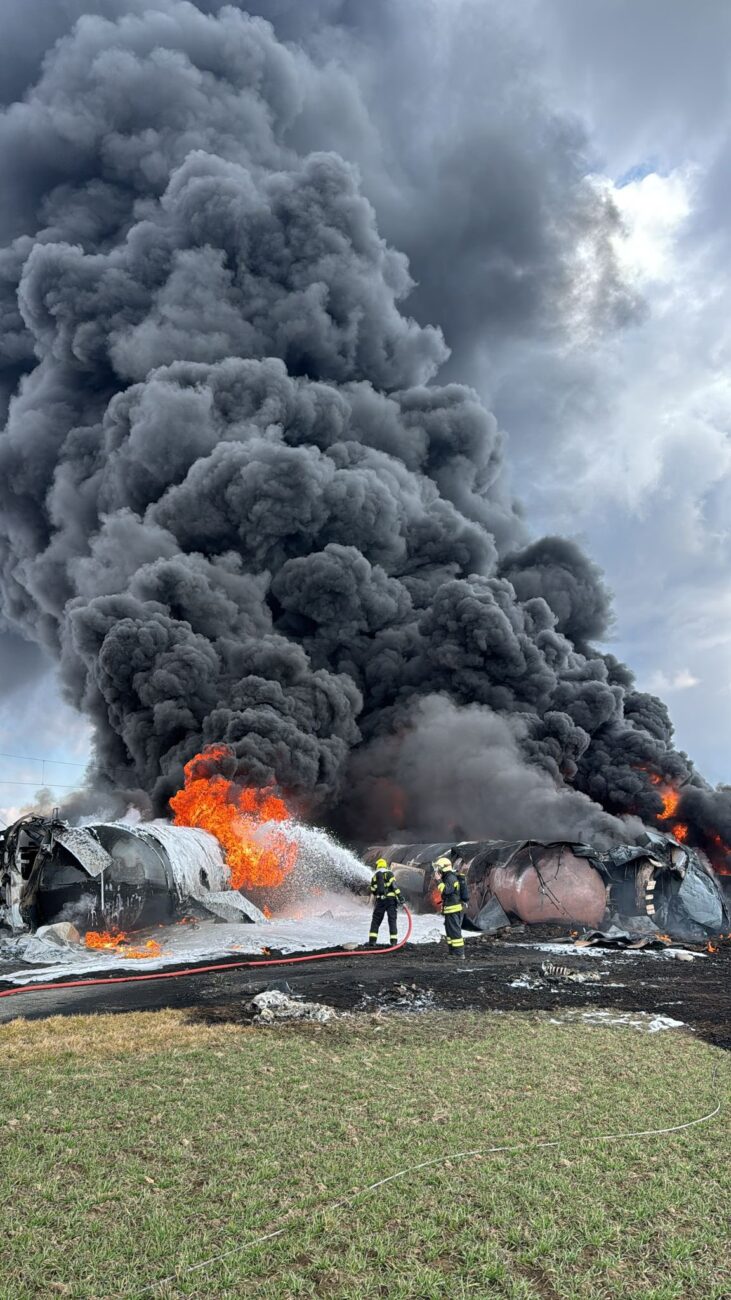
[0,812,267,937]
[2,806,727,957]
[367,833,729,944]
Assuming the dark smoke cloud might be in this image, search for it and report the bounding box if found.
[340,694,645,849]
[0,630,47,698]
[0,0,727,855]
[241,0,644,379]
[0,0,641,382]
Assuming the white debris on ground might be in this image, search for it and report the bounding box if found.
[359,981,437,1013]
[37,923,81,946]
[20,924,82,963]
[246,989,335,1024]
[541,963,602,983]
[509,975,543,989]
[509,964,603,988]
[549,1009,687,1033]
[0,907,449,985]
[503,941,707,961]
[199,890,266,924]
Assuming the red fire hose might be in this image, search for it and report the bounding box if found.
[0,906,414,1001]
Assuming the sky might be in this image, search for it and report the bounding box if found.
[0,0,729,819]
[512,1,731,788]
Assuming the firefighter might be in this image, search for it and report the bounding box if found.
[434,855,469,958]
[368,857,403,946]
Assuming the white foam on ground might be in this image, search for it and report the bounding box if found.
[546,1008,687,1033]
[0,906,452,985]
[502,941,706,960]
[502,942,608,958]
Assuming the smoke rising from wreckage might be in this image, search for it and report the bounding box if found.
[0,0,728,883]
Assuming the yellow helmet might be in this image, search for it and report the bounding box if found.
[375,857,389,869]
[434,856,452,871]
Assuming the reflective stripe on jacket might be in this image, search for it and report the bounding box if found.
[370,868,402,900]
[437,869,465,914]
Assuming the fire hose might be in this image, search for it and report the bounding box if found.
[132,1094,722,1296]
[0,905,414,1000]
[0,903,722,1297]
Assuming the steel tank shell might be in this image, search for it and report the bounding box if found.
[37,825,173,931]
[36,822,231,931]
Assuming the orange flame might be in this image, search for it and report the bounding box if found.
[170,745,297,891]
[706,941,719,954]
[659,786,679,819]
[646,773,689,842]
[429,885,442,911]
[85,930,163,959]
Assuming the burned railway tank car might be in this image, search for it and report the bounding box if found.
[601,831,729,941]
[366,833,729,939]
[37,823,176,931]
[366,840,607,928]
[0,814,231,933]
[467,840,607,928]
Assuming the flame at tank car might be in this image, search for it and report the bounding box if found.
[0,814,232,934]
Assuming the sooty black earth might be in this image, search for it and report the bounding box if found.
[2,932,729,1050]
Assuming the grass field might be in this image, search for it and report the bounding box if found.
[0,1007,729,1299]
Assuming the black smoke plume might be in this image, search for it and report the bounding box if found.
[0,0,728,858]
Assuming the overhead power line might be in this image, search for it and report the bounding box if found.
[0,749,88,796]
[0,751,87,767]
[0,779,80,789]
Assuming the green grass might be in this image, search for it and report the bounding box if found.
[0,1008,729,1299]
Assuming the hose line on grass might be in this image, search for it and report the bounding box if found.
[3,908,721,1300]
[132,1093,722,1297]
[0,906,414,1000]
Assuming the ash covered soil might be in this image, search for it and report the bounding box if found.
[1,928,729,1050]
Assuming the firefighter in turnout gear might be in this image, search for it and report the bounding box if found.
[434,855,469,958]
[368,858,403,946]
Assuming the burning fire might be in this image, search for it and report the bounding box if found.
[85,930,163,959]
[640,769,731,872]
[170,745,298,892]
[647,774,689,842]
[707,833,731,876]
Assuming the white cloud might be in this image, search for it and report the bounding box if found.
[606,167,694,284]
[644,668,700,694]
